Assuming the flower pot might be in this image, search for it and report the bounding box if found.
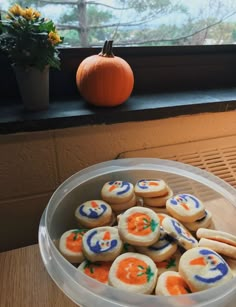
[13,65,49,111]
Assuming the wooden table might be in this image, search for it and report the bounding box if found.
[0,244,235,307]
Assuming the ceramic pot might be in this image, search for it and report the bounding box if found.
[13,65,49,111]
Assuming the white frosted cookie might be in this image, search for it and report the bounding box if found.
[166,193,205,223]
[118,207,160,246]
[101,181,134,204]
[109,194,137,213]
[155,271,191,296]
[135,228,178,262]
[155,249,182,276]
[162,216,198,250]
[179,247,233,292]
[143,186,173,207]
[108,252,158,294]
[78,259,112,284]
[198,238,236,259]
[59,229,87,263]
[82,226,123,262]
[196,228,236,247]
[75,200,112,228]
[183,210,212,232]
[134,179,169,198]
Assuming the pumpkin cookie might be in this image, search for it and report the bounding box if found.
[179,247,233,292]
[101,180,134,204]
[108,252,158,294]
[134,179,169,198]
[166,194,205,223]
[75,200,112,228]
[82,226,123,262]
[162,216,198,250]
[59,229,87,264]
[78,259,112,284]
[135,227,178,262]
[118,207,160,246]
[155,271,191,296]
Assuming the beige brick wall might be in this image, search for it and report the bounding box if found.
[1,110,236,251]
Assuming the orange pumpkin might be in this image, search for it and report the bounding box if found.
[76,40,134,107]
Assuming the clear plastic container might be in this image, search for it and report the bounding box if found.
[38,158,236,307]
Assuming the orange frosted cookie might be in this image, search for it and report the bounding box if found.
[162,216,198,250]
[118,207,160,246]
[166,194,205,223]
[143,186,173,207]
[155,271,191,296]
[134,179,169,198]
[135,228,177,262]
[82,226,123,262]
[101,181,134,204]
[75,200,112,228]
[108,252,158,294]
[59,229,87,263]
[78,260,112,284]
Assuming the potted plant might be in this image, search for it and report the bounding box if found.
[0,4,63,111]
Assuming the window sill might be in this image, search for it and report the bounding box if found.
[1,88,236,134]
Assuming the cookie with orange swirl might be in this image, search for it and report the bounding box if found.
[108,252,158,294]
[78,259,112,284]
[118,207,160,246]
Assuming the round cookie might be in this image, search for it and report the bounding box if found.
[108,252,158,294]
[59,229,87,263]
[109,194,137,213]
[134,179,169,198]
[155,271,191,296]
[183,210,212,232]
[118,207,160,246]
[155,249,182,276]
[162,216,198,250]
[135,227,178,262]
[78,259,112,284]
[75,200,112,228]
[198,238,236,259]
[143,186,173,207]
[196,228,236,247]
[166,193,205,223]
[101,181,134,204]
[179,247,233,292]
[82,226,123,262]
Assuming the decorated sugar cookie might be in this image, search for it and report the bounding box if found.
[143,186,173,207]
[134,179,168,198]
[75,200,112,228]
[166,194,205,223]
[101,181,134,204]
[155,249,182,276]
[196,228,236,247]
[82,226,123,262]
[162,216,198,250]
[59,229,87,263]
[78,260,112,284]
[108,252,158,294]
[135,228,178,262]
[118,207,160,246]
[198,238,236,259]
[155,271,191,296]
[179,247,233,292]
[184,210,212,232]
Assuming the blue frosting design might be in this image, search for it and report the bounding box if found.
[86,230,118,254]
[137,179,160,190]
[170,194,200,208]
[108,181,131,195]
[171,219,196,243]
[79,204,107,219]
[194,249,229,284]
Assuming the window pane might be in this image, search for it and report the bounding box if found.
[1,0,236,47]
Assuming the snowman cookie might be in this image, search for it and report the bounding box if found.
[179,247,233,292]
[134,179,169,198]
[166,194,205,223]
[82,226,123,262]
[108,252,158,294]
[101,181,134,204]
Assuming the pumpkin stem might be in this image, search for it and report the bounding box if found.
[99,40,114,58]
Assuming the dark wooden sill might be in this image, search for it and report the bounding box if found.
[1,88,236,134]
